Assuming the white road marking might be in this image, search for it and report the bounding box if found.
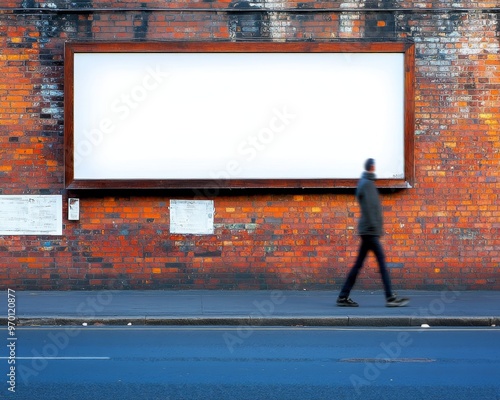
[0,357,110,360]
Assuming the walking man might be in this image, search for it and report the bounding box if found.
[337,158,409,307]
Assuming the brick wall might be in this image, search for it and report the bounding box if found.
[0,1,498,291]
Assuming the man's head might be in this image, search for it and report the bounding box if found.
[364,158,375,172]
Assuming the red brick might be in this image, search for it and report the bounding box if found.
[0,4,498,290]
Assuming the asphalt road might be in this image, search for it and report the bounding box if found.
[3,326,500,400]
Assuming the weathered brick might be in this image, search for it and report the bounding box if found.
[0,2,498,290]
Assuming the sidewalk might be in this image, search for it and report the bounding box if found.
[5,290,500,327]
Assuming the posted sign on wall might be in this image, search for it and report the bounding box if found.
[170,200,214,235]
[0,195,62,236]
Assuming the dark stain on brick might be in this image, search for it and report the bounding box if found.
[497,13,500,38]
[226,223,246,230]
[235,272,255,280]
[229,0,270,40]
[69,1,93,9]
[365,12,396,39]
[179,241,195,253]
[464,71,476,91]
[7,40,32,49]
[161,241,174,253]
[165,262,187,269]
[194,251,222,257]
[133,8,150,40]
[264,245,277,254]
[290,13,315,22]
[108,274,131,290]
[450,228,479,240]
[416,217,426,229]
[73,12,94,38]
[37,16,65,40]
[437,13,461,36]
[364,0,396,9]
[21,0,36,8]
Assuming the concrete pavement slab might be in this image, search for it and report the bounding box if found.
[2,289,499,327]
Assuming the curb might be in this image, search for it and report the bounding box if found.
[5,316,499,327]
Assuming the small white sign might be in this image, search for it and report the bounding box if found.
[68,198,80,221]
[0,195,62,235]
[170,200,214,235]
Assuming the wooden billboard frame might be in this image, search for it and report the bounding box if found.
[64,41,415,190]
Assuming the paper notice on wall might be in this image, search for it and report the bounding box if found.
[0,195,62,235]
[68,198,80,221]
[170,200,214,235]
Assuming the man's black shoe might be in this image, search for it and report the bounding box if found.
[336,297,359,307]
[386,296,410,307]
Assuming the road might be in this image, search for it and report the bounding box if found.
[2,326,500,400]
